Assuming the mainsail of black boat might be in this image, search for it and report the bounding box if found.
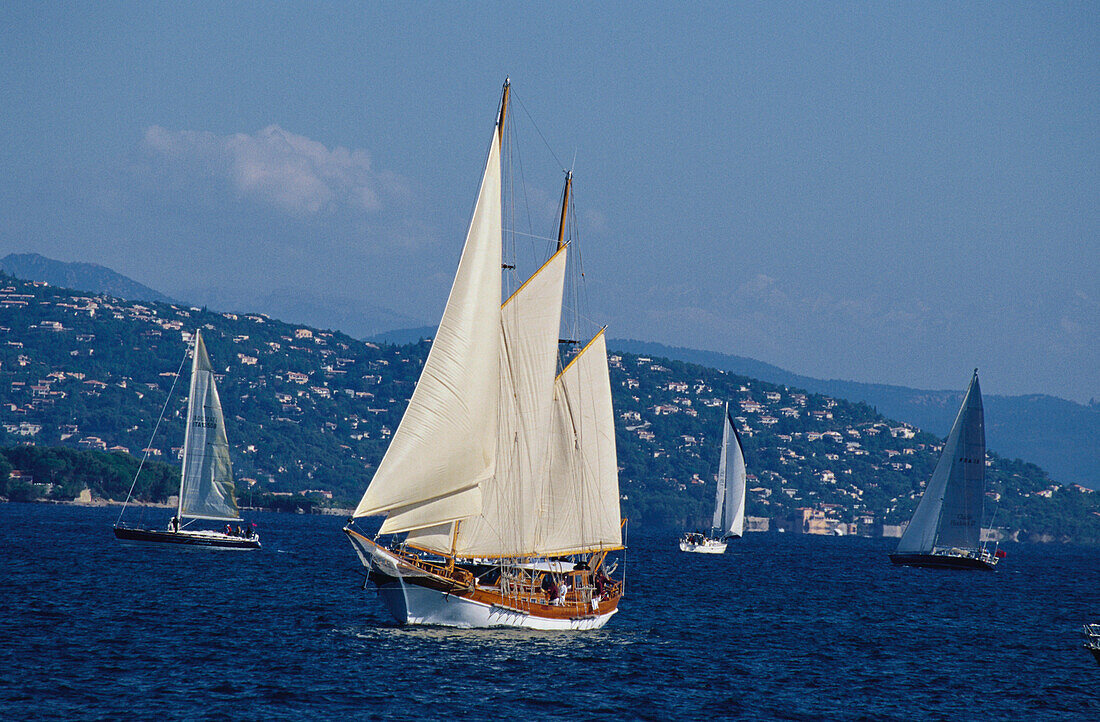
[889,370,997,570]
[680,403,747,553]
[113,329,260,549]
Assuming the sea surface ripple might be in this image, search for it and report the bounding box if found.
[1,504,1096,720]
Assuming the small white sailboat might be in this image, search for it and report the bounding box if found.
[1084,624,1100,666]
[344,80,623,629]
[681,403,746,554]
[890,370,998,570]
[114,329,260,549]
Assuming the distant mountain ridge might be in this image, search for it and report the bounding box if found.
[611,339,1100,490]
[365,325,438,345]
[176,286,423,340]
[0,253,176,305]
[367,327,1099,490]
[1,252,420,339]
[5,254,1094,491]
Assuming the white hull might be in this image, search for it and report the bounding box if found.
[350,532,619,630]
[375,578,617,630]
[679,538,727,554]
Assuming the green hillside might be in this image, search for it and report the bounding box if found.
[1,274,1096,542]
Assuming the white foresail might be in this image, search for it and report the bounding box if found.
[425,246,569,557]
[353,128,502,533]
[178,330,238,521]
[535,332,623,556]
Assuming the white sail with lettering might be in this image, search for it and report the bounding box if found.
[178,329,238,521]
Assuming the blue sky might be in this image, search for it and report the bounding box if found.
[1,2,1097,402]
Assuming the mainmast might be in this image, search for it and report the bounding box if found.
[497,78,510,141]
[556,170,572,251]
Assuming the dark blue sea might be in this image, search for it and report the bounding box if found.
[1,503,1096,720]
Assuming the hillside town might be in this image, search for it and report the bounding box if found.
[1,276,1094,542]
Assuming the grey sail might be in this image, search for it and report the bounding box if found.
[178,329,239,521]
[710,407,728,533]
[711,405,746,538]
[896,371,984,554]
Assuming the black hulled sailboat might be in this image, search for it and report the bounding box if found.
[113,330,259,550]
[890,370,998,570]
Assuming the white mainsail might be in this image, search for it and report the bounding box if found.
[178,329,238,521]
[352,127,503,534]
[896,371,985,554]
[535,332,623,556]
[711,407,746,538]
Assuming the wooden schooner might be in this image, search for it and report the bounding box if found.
[344,80,624,629]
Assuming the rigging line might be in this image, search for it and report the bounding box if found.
[568,191,594,337]
[510,88,566,173]
[115,345,189,525]
[982,501,1000,553]
[510,230,559,243]
[510,117,536,243]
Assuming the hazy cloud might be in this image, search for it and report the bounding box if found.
[142,125,404,216]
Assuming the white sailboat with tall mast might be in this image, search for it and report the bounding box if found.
[890,370,999,570]
[344,80,624,629]
[681,403,746,554]
[114,329,260,549]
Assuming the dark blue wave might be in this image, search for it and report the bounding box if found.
[1,504,1097,720]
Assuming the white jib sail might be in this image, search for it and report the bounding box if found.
[896,371,983,554]
[430,246,569,558]
[353,128,502,534]
[178,330,238,521]
[535,331,622,556]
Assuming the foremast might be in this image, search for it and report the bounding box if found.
[557,171,572,251]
